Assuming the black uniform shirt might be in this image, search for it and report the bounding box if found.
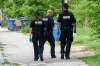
[42,16,54,32]
[30,20,44,34]
[57,10,76,30]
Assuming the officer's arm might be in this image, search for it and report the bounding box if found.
[72,23,76,28]
[49,17,54,28]
[51,18,54,28]
[57,14,62,28]
[29,28,32,36]
[71,13,76,24]
[29,28,32,42]
[71,14,76,33]
[72,15,76,26]
[57,14,62,23]
[29,21,33,35]
[42,20,46,31]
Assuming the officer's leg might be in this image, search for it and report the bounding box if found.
[65,31,73,59]
[39,35,44,61]
[32,37,39,61]
[42,31,47,51]
[48,34,56,58]
[60,31,67,59]
[42,34,47,55]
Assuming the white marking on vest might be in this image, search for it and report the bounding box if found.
[35,21,42,24]
[63,16,70,19]
[42,18,48,21]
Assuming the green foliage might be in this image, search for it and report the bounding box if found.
[2,20,7,27]
[84,55,100,66]
[73,27,93,44]
[87,40,100,52]
[1,0,61,18]
[0,0,100,38]
[69,0,100,38]
[21,26,29,34]
[82,54,100,66]
[88,2,100,38]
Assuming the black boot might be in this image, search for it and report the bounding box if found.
[65,54,70,60]
[65,56,70,59]
[51,55,56,58]
[34,57,39,61]
[65,52,70,60]
[40,55,44,61]
[61,54,64,59]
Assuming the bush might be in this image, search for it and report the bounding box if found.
[21,26,29,34]
[2,21,7,27]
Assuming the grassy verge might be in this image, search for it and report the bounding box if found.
[81,40,100,66]
[73,27,93,44]
[1,59,20,66]
[82,53,100,66]
[21,26,29,34]
[75,27,100,66]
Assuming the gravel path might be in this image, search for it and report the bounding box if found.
[0,28,92,66]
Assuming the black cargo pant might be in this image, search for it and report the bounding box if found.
[43,31,55,57]
[32,32,44,59]
[60,27,73,57]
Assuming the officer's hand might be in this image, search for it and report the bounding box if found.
[72,23,76,33]
[73,28,76,33]
[29,35,32,42]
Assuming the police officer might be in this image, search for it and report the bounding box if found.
[57,4,76,59]
[42,10,56,58]
[29,13,44,61]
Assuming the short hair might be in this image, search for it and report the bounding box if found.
[47,9,53,14]
[63,3,69,9]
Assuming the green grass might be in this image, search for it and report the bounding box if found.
[2,21,8,27]
[1,59,20,66]
[21,26,29,34]
[86,40,100,51]
[73,27,93,44]
[81,39,100,66]
[76,27,100,66]
[82,55,100,66]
